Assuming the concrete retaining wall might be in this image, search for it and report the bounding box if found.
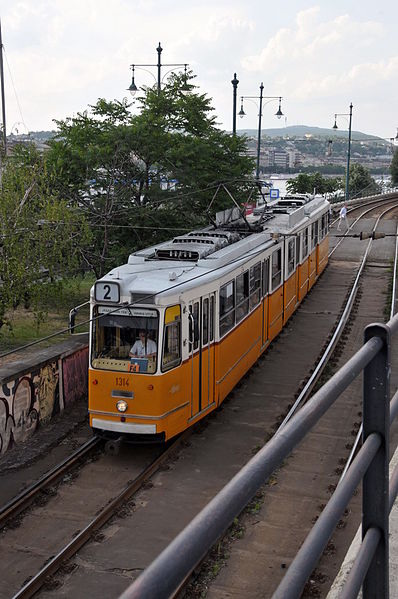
[0,334,88,455]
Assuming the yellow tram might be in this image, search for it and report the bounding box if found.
[88,194,330,442]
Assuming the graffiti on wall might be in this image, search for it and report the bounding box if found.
[62,348,88,406]
[0,360,60,455]
[0,376,38,454]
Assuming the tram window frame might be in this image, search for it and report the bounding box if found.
[193,302,200,350]
[271,248,282,290]
[162,306,181,372]
[296,234,301,264]
[249,262,261,309]
[220,280,235,337]
[321,214,327,239]
[236,271,249,322]
[209,295,214,342]
[287,238,295,276]
[203,298,209,345]
[311,221,319,250]
[302,228,309,258]
[262,258,270,296]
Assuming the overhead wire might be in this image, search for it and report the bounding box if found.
[3,46,29,132]
[0,235,275,360]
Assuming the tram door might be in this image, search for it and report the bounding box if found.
[188,295,216,418]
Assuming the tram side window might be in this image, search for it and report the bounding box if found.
[189,304,200,350]
[250,262,261,309]
[209,296,214,342]
[162,306,181,371]
[203,298,209,345]
[262,258,270,296]
[236,271,249,322]
[302,228,309,258]
[311,222,318,250]
[220,281,235,337]
[271,248,282,290]
[321,214,327,239]
[296,235,301,264]
[193,302,199,350]
[287,239,295,276]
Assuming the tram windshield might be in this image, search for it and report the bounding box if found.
[91,306,159,374]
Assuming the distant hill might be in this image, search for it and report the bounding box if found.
[238,125,384,142]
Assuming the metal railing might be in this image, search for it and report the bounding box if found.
[118,315,398,599]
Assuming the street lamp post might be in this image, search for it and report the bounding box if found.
[239,83,283,179]
[333,103,353,203]
[231,73,239,136]
[128,42,188,96]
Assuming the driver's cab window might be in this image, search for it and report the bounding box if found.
[92,307,159,374]
[162,305,181,371]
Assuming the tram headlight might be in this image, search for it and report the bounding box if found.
[116,400,128,413]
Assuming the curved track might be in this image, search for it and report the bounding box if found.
[1,196,398,599]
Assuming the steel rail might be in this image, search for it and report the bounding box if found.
[339,203,398,482]
[161,196,398,597]
[0,436,101,528]
[11,432,187,599]
[277,202,398,433]
[329,197,398,257]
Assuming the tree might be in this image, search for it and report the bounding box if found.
[286,172,342,195]
[0,144,89,330]
[391,148,398,186]
[45,73,255,277]
[348,163,380,198]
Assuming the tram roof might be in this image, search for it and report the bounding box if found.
[94,194,329,305]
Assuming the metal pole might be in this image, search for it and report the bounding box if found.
[0,19,7,153]
[345,102,353,202]
[231,73,239,136]
[256,82,263,179]
[362,322,390,599]
[156,42,162,93]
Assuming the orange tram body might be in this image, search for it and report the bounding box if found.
[89,194,330,443]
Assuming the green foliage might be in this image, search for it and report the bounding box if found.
[45,72,255,277]
[391,148,398,186]
[0,144,90,330]
[286,172,342,194]
[348,163,380,198]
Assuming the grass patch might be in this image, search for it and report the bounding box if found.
[0,274,95,353]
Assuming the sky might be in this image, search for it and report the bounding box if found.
[1,0,398,140]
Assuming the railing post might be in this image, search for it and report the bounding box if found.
[363,323,390,598]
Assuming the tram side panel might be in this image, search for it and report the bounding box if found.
[216,302,263,405]
[317,234,329,275]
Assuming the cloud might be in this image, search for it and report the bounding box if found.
[241,6,387,101]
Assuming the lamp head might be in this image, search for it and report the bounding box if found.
[238,100,245,118]
[332,115,338,129]
[275,98,283,119]
[128,66,137,97]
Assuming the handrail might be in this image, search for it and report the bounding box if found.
[118,314,398,599]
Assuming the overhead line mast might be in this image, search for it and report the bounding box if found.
[0,19,6,154]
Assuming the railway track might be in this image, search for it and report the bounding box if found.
[0,437,101,529]
[10,436,188,599]
[192,201,398,599]
[1,196,397,599]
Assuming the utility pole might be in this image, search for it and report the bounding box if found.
[0,19,7,154]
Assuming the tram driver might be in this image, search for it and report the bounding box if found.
[129,330,157,358]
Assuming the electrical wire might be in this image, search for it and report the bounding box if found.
[0,236,275,360]
[3,46,29,132]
